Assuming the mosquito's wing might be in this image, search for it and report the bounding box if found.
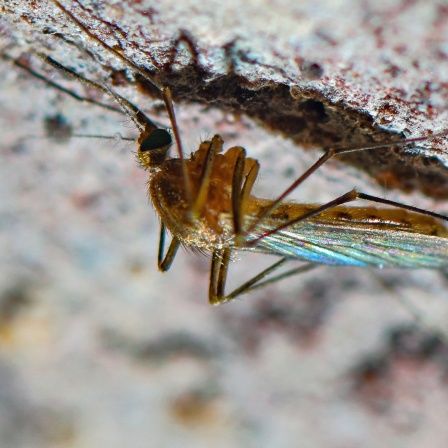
[243,205,448,269]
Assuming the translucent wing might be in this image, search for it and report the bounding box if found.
[241,203,448,269]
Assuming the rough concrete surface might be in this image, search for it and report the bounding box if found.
[1,1,448,447]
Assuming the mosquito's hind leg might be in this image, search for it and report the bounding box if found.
[208,249,316,305]
[355,192,448,223]
[246,132,448,235]
[158,223,181,272]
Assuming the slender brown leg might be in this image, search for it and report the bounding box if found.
[355,192,448,221]
[232,154,260,242]
[216,249,232,299]
[189,137,250,227]
[231,149,248,236]
[190,135,224,217]
[208,249,316,305]
[208,149,298,305]
[209,185,448,304]
[240,263,317,294]
[158,223,181,272]
[246,133,448,234]
[240,160,260,205]
[209,249,228,304]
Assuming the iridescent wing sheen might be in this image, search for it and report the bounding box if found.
[241,210,448,269]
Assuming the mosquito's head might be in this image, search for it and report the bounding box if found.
[137,128,172,168]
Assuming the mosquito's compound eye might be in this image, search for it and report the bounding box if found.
[138,128,172,168]
[140,129,172,152]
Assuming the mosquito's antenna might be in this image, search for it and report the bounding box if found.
[38,53,156,134]
[1,52,122,115]
[50,0,192,204]
[71,133,135,142]
[19,133,135,143]
[3,52,169,133]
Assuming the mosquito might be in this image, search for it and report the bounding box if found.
[6,0,448,306]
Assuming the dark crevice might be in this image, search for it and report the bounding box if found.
[134,66,448,199]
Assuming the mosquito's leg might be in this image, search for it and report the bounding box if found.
[212,258,317,304]
[189,136,251,225]
[161,87,184,158]
[209,249,231,304]
[47,2,188,148]
[356,192,448,221]
[232,156,259,241]
[230,149,248,237]
[187,135,256,233]
[249,189,448,246]
[246,132,448,234]
[240,263,317,294]
[158,223,181,272]
[239,160,260,207]
[208,249,316,305]
[159,87,193,206]
[190,135,225,217]
[50,0,164,90]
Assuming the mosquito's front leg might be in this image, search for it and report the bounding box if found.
[209,248,231,304]
[158,223,181,272]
